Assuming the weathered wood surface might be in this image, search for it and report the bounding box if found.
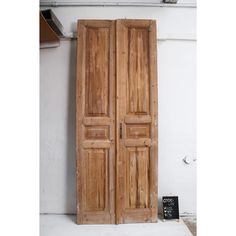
[116,19,158,224]
[76,20,116,224]
[76,19,158,224]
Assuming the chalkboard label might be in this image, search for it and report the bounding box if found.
[162,196,179,220]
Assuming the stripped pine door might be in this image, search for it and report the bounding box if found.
[76,19,158,224]
[116,20,158,223]
[76,20,116,224]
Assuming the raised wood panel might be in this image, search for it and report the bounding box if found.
[126,124,150,139]
[127,28,150,115]
[85,126,109,140]
[125,147,149,209]
[85,27,109,117]
[85,149,107,211]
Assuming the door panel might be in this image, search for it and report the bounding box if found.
[125,147,149,209]
[84,149,107,211]
[127,28,150,114]
[85,27,109,116]
[76,20,115,224]
[116,20,158,223]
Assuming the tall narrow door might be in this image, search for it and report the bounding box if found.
[76,20,116,224]
[76,19,158,224]
[116,20,158,223]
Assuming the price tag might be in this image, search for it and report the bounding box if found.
[162,196,179,220]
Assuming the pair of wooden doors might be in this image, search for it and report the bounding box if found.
[76,19,158,224]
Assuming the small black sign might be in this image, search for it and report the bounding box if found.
[162,196,179,220]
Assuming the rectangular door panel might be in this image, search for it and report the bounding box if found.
[85,27,109,116]
[116,19,158,224]
[127,28,150,114]
[76,20,115,224]
[125,147,149,209]
[85,126,109,140]
[84,149,107,211]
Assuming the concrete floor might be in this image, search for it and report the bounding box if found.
[40,214,193,236]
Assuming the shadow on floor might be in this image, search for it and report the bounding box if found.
[183,217,196,236]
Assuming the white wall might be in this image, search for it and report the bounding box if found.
[40,0,197,4]
[40,5,196,216]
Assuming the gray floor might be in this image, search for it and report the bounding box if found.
[40,214,193,236]
[183,217,196,236]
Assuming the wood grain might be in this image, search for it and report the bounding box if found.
[85,149,106,211]
[85,27,109,116]
[85,126,109,140]
[125,147,149,209]
[77,19,158,224]
[128,28,149,114]
[76,20,115,224]
[126,124,150,139]
[116,19,158,224]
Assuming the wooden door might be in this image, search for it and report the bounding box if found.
[116,20,158,223]
[76,19,158,224]
[76,20,116,224]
